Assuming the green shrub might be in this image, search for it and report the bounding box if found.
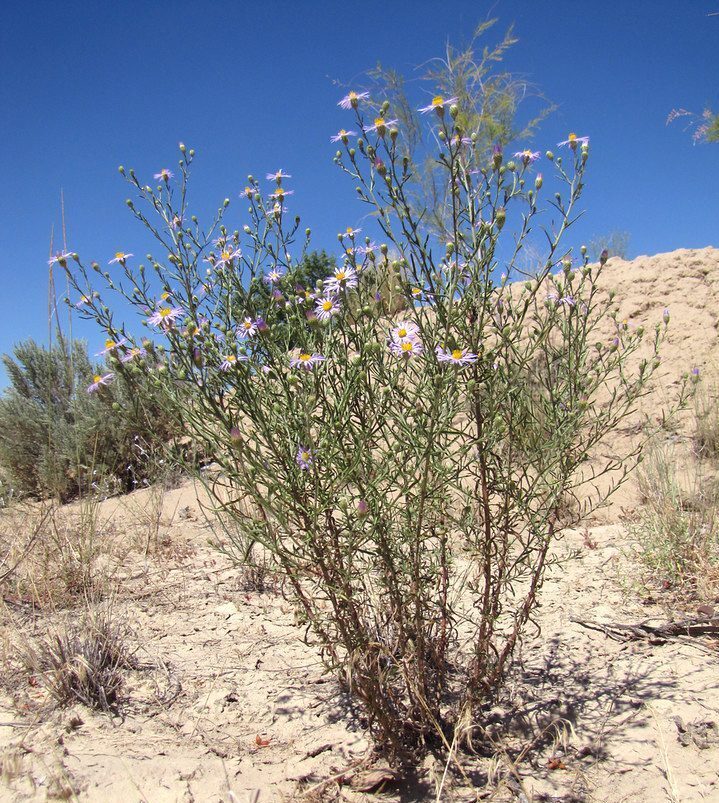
[0,337,181,500]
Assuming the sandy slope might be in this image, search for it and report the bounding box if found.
[0,247,718,802]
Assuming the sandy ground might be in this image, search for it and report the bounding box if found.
[0,247,717,801]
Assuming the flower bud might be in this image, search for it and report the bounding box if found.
[495,207,506,230]
[223,198,230,207]
[357,499,369,518]
[535,174,543,190]
[663,308,670,324]
[545,150,554,161]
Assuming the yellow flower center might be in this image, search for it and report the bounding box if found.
[158,307,174,319]
[301,451,310,462]
[412,287,421,296]
[299,353,311,361]
[432,95,444,107]
[335,271,346,281]
[225,355,235,363]
[452,349,463,360]
[114,252,125,260]
[401,342,413,353]
[374,117,385,127]
[221,250,231,260]
[93,375,102,384]
[322,301,333,311]
[105,339,116,349]
[161,292,170,300]
[349,91,358,101]
[568,132,577,142]
[243,321,252,329]
[346,227,354,234]
[398,328,408,338]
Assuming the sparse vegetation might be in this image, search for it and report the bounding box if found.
[20,605,135,713]
[0,337,182,502]
[632,442,719,598]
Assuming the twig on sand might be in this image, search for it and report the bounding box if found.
[571,617,719,643]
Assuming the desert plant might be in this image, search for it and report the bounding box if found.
[667,107,719,144]
[632,442,719,598]
[64,95,679,762]
[0,336,182,500]
[588,230,630,262]
[22,605,134,713]
[694,374,719,459]
[366,18,554,238]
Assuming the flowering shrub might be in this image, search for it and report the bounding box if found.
[64,94,674,761]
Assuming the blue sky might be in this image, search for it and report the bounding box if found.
[1,0,718,382]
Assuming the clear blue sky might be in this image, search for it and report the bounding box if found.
[1,0,717,381]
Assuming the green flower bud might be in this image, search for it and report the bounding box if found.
[495,207,506,230]
[546,150,554,161]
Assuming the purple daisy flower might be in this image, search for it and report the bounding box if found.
[340,227,362,239]
[389,338,424,359]
[296,445,314,470]
[109,252,133,264]
[120,347,146,364]
[330,129,358,143]
[147,305,184,329]
[264,267,285,285]
[290,352,326,370]
[557,133,590,149]
[324,266,358,294]
[418,95,458,115]
[338,91,369,110]
[513,149,541,165]
[154,168,174,182]
[269,187,294,200]
[266,169,292,181]
[48,251,73,266]
[219,354,238,372]
[436,346,478,366]
[87,373,114,394]
[236,317,257,339]
[210,247,241,269]
[97,337,128,356]
[365,117,398,136]
[391,321,420,343]
[315,296,341,321]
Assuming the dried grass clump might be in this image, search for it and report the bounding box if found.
[22,606,135,713]
[694,378,719,459]
[632,443,719,599]
[0,499,131,607]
